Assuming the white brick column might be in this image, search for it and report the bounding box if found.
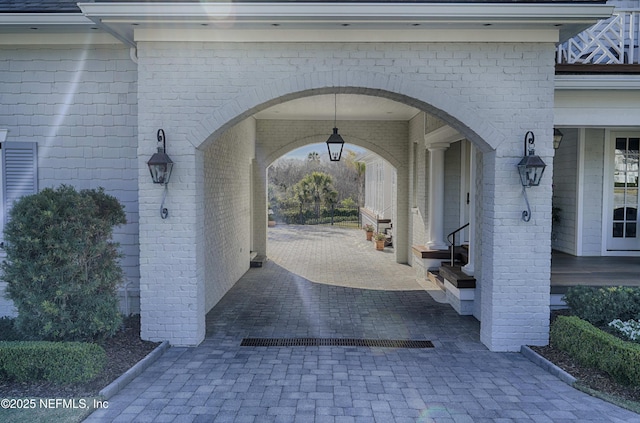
[253,159,268,257]
[479,148,552,351]
[139,146,206,347]
[427,143,449,250]
[395,163,410,264]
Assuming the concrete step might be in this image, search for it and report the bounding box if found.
[427,270,446,291]
[250,254,268,268]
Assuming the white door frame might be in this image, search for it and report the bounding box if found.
[602,130,640,256]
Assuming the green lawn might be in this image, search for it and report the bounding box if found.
[0,397,103,423]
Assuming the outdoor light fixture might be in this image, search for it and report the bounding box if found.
[326,94,345,161]
[553,128,564,149]
[517,131,547,222]
[147,129,174,219]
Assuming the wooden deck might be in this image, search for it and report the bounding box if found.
[551,251,640,294]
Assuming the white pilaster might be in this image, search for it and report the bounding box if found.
[252,159,268,257]
[463,143,476,275]
[427,143,450,250]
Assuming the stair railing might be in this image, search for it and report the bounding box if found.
[447,223,469,267]
[375,204,394,233]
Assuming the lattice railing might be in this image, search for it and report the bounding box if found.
[557,9,640,65]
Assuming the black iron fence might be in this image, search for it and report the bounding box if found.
[275,205,361,228]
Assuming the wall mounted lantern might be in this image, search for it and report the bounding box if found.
[326,94,345,161]
[517,131,547,222]
[147,129,174,219]
[553,128,564,150]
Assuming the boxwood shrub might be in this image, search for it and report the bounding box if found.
[551,315,640,386]
[0,341,106,384]
[562,286,640,327]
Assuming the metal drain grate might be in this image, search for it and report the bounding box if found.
[240,338,434,348]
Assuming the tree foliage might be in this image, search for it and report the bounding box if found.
[269,151,364,208]
[294,172,338,218]
[2,185,126,341]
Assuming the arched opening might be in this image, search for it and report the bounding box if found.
[266,140,414,291]
[200,90,485,326]
[142,71,554,352]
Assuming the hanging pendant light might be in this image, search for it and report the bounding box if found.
[326,94,345,162]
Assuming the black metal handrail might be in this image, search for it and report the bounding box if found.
[447,223,469,267]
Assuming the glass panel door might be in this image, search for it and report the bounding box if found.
[608,135,639,251]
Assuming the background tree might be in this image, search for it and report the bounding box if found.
[345,150,366,206]
[269,149,363,205]
[296,172,338,218]
[2,185,126,341]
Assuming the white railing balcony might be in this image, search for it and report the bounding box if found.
[557,9,640,66]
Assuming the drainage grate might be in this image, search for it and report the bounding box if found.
[240,338,434,348]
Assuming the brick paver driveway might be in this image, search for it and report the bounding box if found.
[85,226,640,422]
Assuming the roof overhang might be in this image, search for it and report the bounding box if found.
[80,2,613,46]
[0,2,614,46]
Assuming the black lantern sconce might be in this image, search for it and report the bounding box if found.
[147,129,174,219]
[553,128,564,150]
[326,94,345,161]
[517,131,547,222]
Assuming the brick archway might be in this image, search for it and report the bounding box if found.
[138,42,555,350]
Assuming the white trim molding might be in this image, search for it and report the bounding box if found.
[424,126,464,148]
[76,2,612,45]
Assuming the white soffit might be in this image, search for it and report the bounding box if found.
[76,2,614,45]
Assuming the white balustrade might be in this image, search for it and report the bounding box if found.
[557,9,640,65]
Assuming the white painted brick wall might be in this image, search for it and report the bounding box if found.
[135,40,555,350]
[0,44,139,317]
[256,119,408,170]
[204,118,254,312]
[408,113,426,270]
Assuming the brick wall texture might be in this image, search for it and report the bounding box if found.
[0,44,139,316]
[2,40,557,350]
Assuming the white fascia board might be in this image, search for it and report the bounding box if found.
[135,28,559,43]
[0,33,120,45]
[0,13,120,44]
[77,2,613,44]
[555,75,640,90]
[554,89,640,127]
[78,2,613,22]
[0,13,92,26]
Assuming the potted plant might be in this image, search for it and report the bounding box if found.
[268,210,276,227]
[363,224,374,240]
[373,232,386,251]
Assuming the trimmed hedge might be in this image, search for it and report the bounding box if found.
[0,341,106,384]
[563,286,640,327]
[551,315,640,386]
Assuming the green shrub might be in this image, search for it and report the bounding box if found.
[0,317,23,341]
[551,315,640,386]
[562,286,640,327]
[0,341,106,384]
[2,185,126,341]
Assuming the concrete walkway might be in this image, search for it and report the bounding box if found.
[85,226,640,422]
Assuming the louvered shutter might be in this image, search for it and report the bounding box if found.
[2,142,38,225]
